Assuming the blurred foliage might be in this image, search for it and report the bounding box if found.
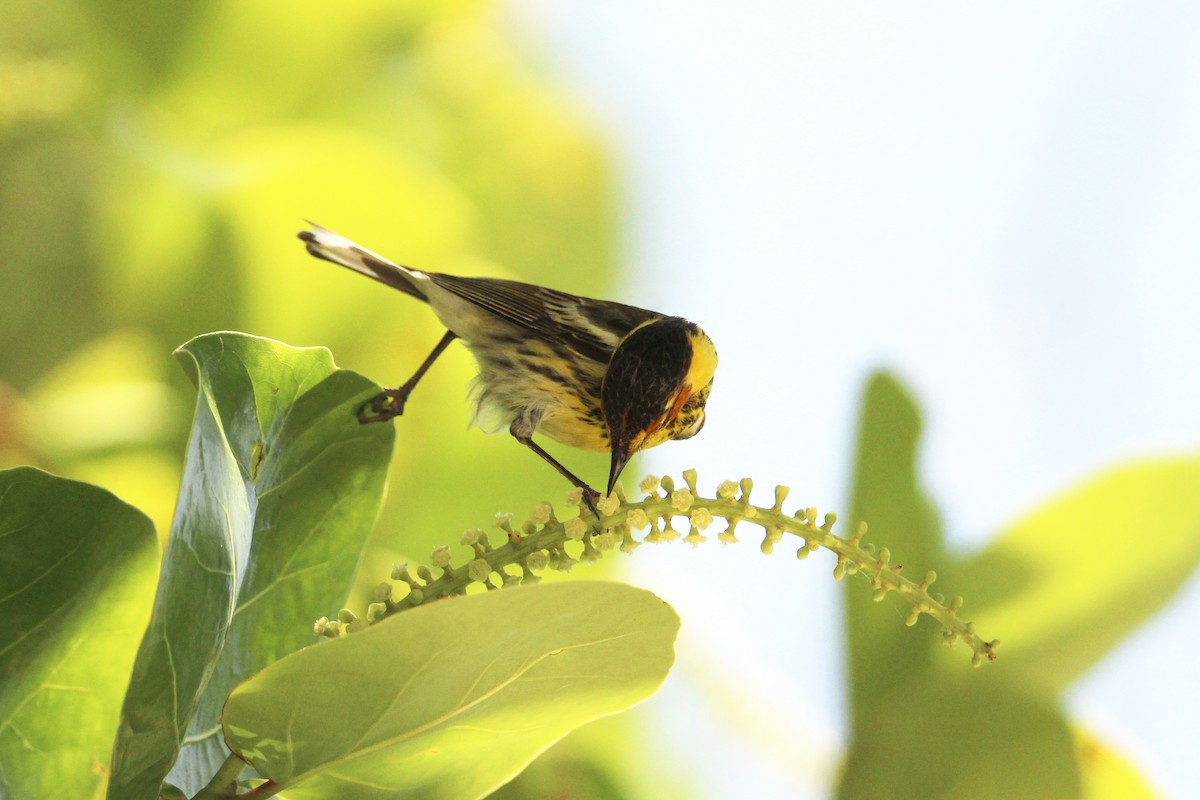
[0,0,614,595]
[4,2,1199,799]
[837,373,1200,800]
[2,1,623,795]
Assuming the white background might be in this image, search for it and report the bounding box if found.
[512,4,1200,798]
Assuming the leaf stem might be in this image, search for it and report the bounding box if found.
[237,780,282,800]
[191,752,248,799]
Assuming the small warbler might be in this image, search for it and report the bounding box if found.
[298,224,717,507]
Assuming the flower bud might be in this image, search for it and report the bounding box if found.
[467,558,492,583]
[597,493,621,517]
[564,517,589,541]
[594,531,619,551]
[529,501,553,525]
[671,488,694,512]
[430,545,452,568]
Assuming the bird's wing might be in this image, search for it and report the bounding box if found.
[428,273,661,363]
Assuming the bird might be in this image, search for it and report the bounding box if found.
[297,223,717,511]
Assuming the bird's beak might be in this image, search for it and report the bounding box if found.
[607,446,632,497]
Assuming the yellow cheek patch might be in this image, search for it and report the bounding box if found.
[684,330,718,395]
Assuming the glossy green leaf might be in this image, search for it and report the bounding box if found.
[0,467,158,800]
[957,457,1200,694]
[224,581,680,799]
[107,333,393,799]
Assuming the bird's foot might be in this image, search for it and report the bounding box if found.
[580,486,602,520]
[358,387,410,424]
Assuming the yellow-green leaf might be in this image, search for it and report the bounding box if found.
[225,581,679,799]
[958,458,1200,693]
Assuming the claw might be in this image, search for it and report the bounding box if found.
[580,486,602,520]
[358,389,408,424]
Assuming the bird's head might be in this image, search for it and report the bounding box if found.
[601,316,718,495]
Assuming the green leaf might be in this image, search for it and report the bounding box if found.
[839,372,1083,800]
[0,467,158,800]
[837,672,1080,800]
[956,457,1200,694]
[843,372,945,716]
[224,581,680,800]
[107,333,393,799]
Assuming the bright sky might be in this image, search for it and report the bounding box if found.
[514,4,1200,798]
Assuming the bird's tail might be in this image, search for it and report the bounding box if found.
[297,223,427,301]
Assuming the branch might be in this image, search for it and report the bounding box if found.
[316,471,999,666]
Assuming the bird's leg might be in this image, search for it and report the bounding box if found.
[359,329,458,424]
[509,418,603,519]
